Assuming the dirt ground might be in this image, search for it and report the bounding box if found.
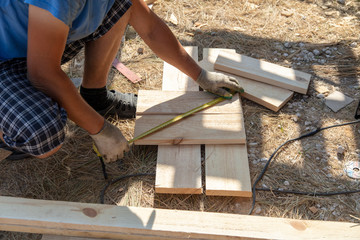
[1,0,360,239]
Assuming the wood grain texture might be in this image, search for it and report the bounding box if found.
[214,51,311,94]
[134,113,246,145]
[42,236,105,240]
[156,145,202,194]
[136,90,242,115]
[202,49,251,199]
[205,145,252,197]
[1,196,359,240]
[200,49,293,112]
[162,47,199,91]
[156,46,202,194]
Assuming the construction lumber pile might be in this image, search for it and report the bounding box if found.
[133,47,311,197]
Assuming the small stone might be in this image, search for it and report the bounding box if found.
[137,47,144,54]
[281,10,294,17]
[327,173,333,178]
[274,58,278,61]
[308,52,315,59]
[252,160,259,165]
[319,59,326,64]
[169,13,178,25]
[299,42,305,48]
[260,158,268,162]
[284,180,290,186]
[313,49,320,56]
[284,42,291,48]
[337,145,345,154]
[325,50,332,55]
[292,116,298,122]
[316,93,325,99]
[337,0,345,4]
[305,121,312,126]
[296,113,302,118]
[350,42,358,48]
[255,207,262,214]
[249,142,258,147]
[262,184,268,188]
[283,53,289,57]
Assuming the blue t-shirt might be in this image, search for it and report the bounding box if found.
[0,0,115,60]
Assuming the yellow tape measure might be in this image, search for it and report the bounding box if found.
[128,95,228,144]
[93,93,234,157]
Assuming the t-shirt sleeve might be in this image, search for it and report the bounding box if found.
[24,0,85,27]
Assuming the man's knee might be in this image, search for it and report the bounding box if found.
[1,108,67,157]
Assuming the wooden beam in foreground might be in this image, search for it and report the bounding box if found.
[214,51,311,94]
[1,197,359,240]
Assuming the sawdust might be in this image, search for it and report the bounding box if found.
[1,0,360,238]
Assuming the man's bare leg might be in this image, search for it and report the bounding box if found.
[82,9,132,88]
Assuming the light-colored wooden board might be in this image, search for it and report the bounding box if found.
[1,196,359,240]
[42,236,105,240]
[325,90,354,112]
[205,144,252,197]
[137,90,242,115]
[156,46,202,194]
[202,48,251,199]
[134,113,246,145]
[156,145,202,194]
[214,51,311,94]
[162,46,199,91]
[200,50,293,112]
[203,48,236,59]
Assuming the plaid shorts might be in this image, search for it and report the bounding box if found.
[0,0,132,156]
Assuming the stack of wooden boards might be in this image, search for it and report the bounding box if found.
[134,47,311,197]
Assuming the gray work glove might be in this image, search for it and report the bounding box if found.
[196,69,244,99]
[90,120,130,163]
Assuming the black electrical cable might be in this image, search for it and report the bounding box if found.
[248,119,360,215]
[100,173,155,204]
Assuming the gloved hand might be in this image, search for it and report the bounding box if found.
[90,120,130,163]
[196,69,244,99]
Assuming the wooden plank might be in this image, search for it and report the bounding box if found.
[202,48,251,198]
[200,49,293,112]
[214,51,311,94]
[325,91,354,112]
[155,145,202,194]
[134,112,246,145]
[1,196,359,240]
[203,48,236,59]
[136,90,242,115]
[162,47,199,91]
[42,236,104,240]
[112,58,142,83]
[205,144,252,197]
[156,46,202,194]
